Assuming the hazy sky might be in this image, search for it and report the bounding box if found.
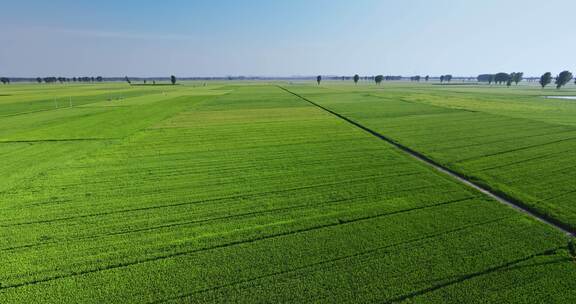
[1,0,575,77]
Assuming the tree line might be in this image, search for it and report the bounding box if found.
[125,75,178,85]
[0,75,180,85]
[334,74,442,83]
[319,75,422,85]
[478,71,574,89]
[0,75,179,85]
[315,71,575,89]
[543,71,573,89]
[35,77,104,83]
[478,72,523,86]
[439,75,453,83]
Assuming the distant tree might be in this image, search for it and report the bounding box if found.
[316,75,322,85]
[512,72,523,85]
[410,76,421,82]
[375,75,384,85]
[477,74,494,84]
[170,75,177,85]
[96,76,103,82]
[509,73,517,85]
[36,77,42,83]
[424,75,429,82]
[494,72,510,85]
[144,80,147,84]
[439,75,452,83]
[555,70,573,89]
[353,74,360,84]
[125,76,131,85]
[0,77,10,84]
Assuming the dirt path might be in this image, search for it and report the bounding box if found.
[279,86,575,238]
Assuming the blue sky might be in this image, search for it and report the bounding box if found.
[1,0,575,77]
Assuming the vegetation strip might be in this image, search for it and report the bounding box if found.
[147,216,512,304]
[3,191,452,251]
[0,196,473,290]
[279,86,576,237]
[0,173,422,227]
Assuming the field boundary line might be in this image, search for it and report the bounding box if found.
[0,138,119,144]
[278,86,575,237]
[451,135,576,164]
[0,89,165,118]
[370,91,576,129]
[430,128,576,154]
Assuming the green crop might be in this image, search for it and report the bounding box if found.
[1,82,575,303]
[290,82,576,231]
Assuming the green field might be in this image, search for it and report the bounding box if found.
[1,82,576,303]
[288,83,576,231]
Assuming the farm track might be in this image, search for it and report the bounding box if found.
[279,86,576,238]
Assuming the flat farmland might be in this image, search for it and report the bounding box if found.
[290,83,576,232]
[1,83,575,303]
